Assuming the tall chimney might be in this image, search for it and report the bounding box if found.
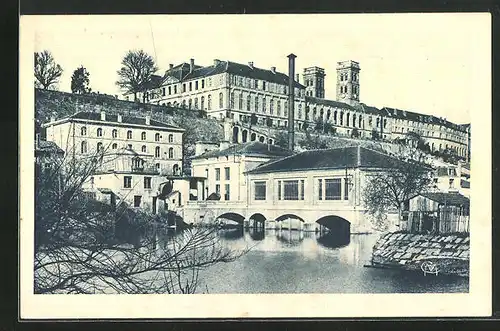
[287,53,297,151]
[189,58,194,73]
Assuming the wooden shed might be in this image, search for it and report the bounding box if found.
[402,192,470,234]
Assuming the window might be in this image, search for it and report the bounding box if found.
[262,81,266,90]
[254,181,266,200]
[144,177,152,189]
[141,131,146,140]
[155,133,160,141]
[97,142,103,152]
[284,101,288,117]
[224,184,230,201]
[215,168,220,181]
[141,145,147,152]
[238,93,243,110]
[202,79,205,88]
[155,146,160,157]
[127,130,132,139]
[97,128,103,137]
[128,144,132,149]
[207,95,211,110]
[215,184,220,195]
[168,134,173,143]
[81,141,87,153]
[277,180,282,200]
[384,119,387,128]
[195,81,198,90]
[201,96,205,110]
[300,180,305,200]
[124,176,132,188]
[174,85,177,94]
[230,92,235,108]
[255,96,259,112]
[112,143,117,149]
[219,92,224,109]
[182,83,186,93]
[346,113,350,127]
[283,180,299,200]
[277,100,281,116]
[449,178,455,189]
[81,127,87,136]
[189,82,192,91]
[134,195,142,207]
[168,147,174,159]
[168,86,171,95]
[189,99,192,109]
[194,98,199,109]
[318,179,323,200]
[224,167,230,180]
[246,95,251,111]
[325,178,341,200]
[112,129,118,138]
[162,87,166,96]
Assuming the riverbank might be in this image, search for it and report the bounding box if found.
[369,232,469,277]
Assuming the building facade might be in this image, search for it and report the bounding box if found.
[138,56,469,159]
[42,111,185,175]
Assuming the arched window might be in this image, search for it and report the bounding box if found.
[334,110,337,124]
[201,96,205,110]
[207,95,211,110]
[168,147,174,159]
[270,99,274,115]
[359,115,362,128]
[246,95,251,111]
[277,100,281,116]
[97,142,103,151]
[97,128,103,137]
[346,113,350,127]
[194,97,199,109]
[81,141,87,153]
[155,133,160,142]
[127,130,132,139]
[254,96,259,112]
[168,134,173,143]
[376,118,380,128]
[155,146,160,158]
[219,92,224,109]
[230,92,235,108]
[340,112,344,126]
[141,132,146,140]
[81,126,87,136]
[112,129,117,138]
[238,93,243,110]
[173,164,179,175]
[188,99,192,109]
[141,145,147,153]
[112,143,117,149]
[326,109,331,120]
[352,114,357,128]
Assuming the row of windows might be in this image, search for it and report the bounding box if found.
[339,85,359,95]
[339,72,358,82]
[252,179,350,201]
[80,141,176,158]
[80,127,175,142]
[214,183,231,201]
[209,167,231,181]
[123,175,152,189]
[147,77,214,100]
[229,93,294,117]
[230,75,303,97]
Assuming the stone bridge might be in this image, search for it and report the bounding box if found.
[225,121,276,145]
[181,201,376,234]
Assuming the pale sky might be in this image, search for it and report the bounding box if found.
[30,13,490,124]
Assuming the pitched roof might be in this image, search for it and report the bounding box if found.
[419,192,470,206]
[52,111,184,131]
[165,60,305,88]
[247,146,419,174]
[305,96,356,110]
[35,140,65,154]
[381,107,467,132]
[191,141,293,160]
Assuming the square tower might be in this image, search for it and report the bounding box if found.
[303,66,326,98]
[336,60,360,105]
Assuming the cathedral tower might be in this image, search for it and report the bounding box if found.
[336,60,360,105]
[303,66,325,98]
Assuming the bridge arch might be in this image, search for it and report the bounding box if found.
[316,215,351,236]
[216,212,245,224]
[249,213,266,229]
[275,214,305,231]
[275,214,306,223]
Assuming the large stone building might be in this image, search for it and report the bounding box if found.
[136,56,470,159]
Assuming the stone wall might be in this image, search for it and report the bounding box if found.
[371,232,469,277]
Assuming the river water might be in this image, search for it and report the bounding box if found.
[193,227,468,294]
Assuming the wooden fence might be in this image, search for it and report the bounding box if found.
[400,211,470,234]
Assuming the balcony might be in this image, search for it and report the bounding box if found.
[131,164,159,175]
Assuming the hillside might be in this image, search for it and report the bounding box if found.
[34,89,225,171]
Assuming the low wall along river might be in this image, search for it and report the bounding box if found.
[370,232,470,277]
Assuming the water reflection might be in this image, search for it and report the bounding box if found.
[316,231,351,249]
[275,229,306,246]
[219,226,244,240]
[249,227,265,241]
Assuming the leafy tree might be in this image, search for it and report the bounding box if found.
[70,66,91,94]
[34,50,63,90]
[273,131,289,149]
[351,128,360,138]
[116,50,158,102]
[371,129,380,140]
[298,131,328,150]
[362,151,432,231]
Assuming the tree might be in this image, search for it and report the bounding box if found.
[71,66,91,94]
[34,50,63,90]
[362,151,432,231]
[34,143,246,294]
[116,50,158,102]
[273,131,289,149]
[371,129,380,140]
[351,128,360,138]
[298,130,328,150]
